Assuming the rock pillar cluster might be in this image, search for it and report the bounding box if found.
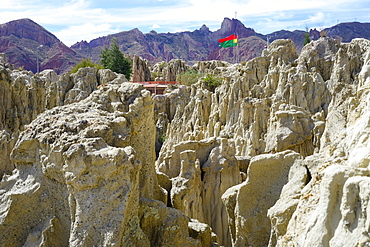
[2,37,370,247]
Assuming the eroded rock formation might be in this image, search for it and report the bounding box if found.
[132,55,151,82]
[268,38,370,247]
[1,36,370,247]
[154,37,370,246]
[0,57,124,179]
[152,59,189,81]
[0,66,217,246]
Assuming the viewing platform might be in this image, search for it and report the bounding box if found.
[132,81,178,95]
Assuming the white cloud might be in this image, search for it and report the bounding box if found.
[150,23,161,29]
[308,12,326,23]
[55,23,119,46]
[0,2,22,10]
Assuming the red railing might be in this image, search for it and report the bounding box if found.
[132,81,178,85]
[132,81,179,94]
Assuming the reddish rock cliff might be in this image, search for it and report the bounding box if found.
[0,18,82,73]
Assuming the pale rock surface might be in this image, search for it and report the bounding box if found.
[200,139,241,246]
[152,59,189,81]
[155,39,328,246]
[194,60,231,75]
[65,67,113,104]
[0,65,48,178]
[171,150,205,222]
[1,82,147,246]
[97,68,119,85]
[268,38,370,247]
[132,55,151,82]
[330,176,370,246]
[188,219,220,247]
[0,76,211,246]
[267,154,317,247]
[139,198,204,247]
[296,37,341,81]
[222,150,301,247]
[0,66,125,179]
[153,85,192,155]
[153,38,370,247]
[2,36,370,247]
[168,138,241,246]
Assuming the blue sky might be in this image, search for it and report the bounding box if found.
[1,0,369,46]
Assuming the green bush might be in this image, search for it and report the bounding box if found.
[304,26,311,46]
[70,58,104,73]
[176,70,204,85]
[304,32,311,46]
[160,134,166,143]
[100,38,132,80]
[158,61,168,69]
[203,74,222,92]
[150,71,162,81]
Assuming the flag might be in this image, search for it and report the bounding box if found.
[219,34,238,48]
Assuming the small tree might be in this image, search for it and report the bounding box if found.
[304,26,311,46]
[203,74,222,92]
[70,58,104,73]
[100,38,132,80]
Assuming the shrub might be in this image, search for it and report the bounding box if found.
[150,71,162,81]
[203,74,222,92]
[304,32,311,46]
[160,134,166,143]
[176,70,204,85]
[304,26,311,46]
[70,58,104,73]
[158,61,168,69]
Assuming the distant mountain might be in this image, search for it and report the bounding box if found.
[262,30,307,52]
[323,22,370,42]
[1,18,370,74]
[71,18,262,65]
[0,18,82,73]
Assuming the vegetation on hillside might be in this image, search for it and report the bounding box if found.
[177,69,222,92]
[176,70,205,85]
[70,58,104,73]
[203,74,222,92]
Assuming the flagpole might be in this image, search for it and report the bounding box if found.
[237,44,239,64]
[235,12,237,64]
[236,36,239,64]
[235,35,239,64]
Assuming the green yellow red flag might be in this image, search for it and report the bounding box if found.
[219,34,238,48]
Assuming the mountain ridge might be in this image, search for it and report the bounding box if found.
[0,18,82,73]
[0,18,370,74]
[71,18,261,65]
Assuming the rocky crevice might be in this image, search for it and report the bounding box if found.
[154,37,370,246]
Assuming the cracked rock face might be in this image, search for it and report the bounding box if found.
[267,38,370,247]
[0,77,216,246]
[0,65,125,179]
[154,38,370,246]
[1,82,151,246]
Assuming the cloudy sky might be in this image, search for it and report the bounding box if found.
[1,0,369,46]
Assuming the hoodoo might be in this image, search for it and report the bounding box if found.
[1,36,370,246]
